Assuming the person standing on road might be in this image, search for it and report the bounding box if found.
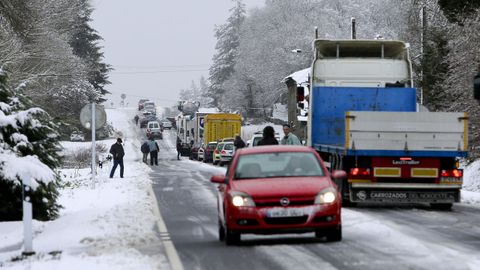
[147,136,159,166]
[234,135,246,149]
[140,140,149,163]
[280,124,302,145]
[257,126,279,146]
[176,137,182,160]
[109,138,125,178]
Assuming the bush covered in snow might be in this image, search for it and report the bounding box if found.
[0,70,62,221]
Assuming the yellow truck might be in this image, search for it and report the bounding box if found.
[204,113,241,143]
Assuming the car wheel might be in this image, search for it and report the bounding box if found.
[218,220,225,242]
[224,227,240,245]
[213,160,218,165]
[325,225,342,242]
[219,162,224,167]
[203,158,207,163]
[430,203,453,210]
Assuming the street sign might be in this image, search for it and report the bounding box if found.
[80,104,107,130]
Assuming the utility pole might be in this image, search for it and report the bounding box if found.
[420,5,426,105]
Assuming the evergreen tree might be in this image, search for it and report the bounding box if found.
[438,0,480,24]
[208,0,246,108]
[0,69,62,221]
[69,0,111,103]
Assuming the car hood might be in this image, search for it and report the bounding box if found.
[231,177,333,198]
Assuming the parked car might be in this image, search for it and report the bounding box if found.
[212,142,225,165]
[219,142,234,166]
[162,121,173,130]
[179,142,191,156]
[70,131,85,142]
[203,141,218,163]
[210,145,346,245]
[190,143,202,160]
[248,131,281,147]
[146,121,163,139]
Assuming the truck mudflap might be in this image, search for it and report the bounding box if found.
[349,183,461,203]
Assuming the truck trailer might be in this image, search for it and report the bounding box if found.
[203,113,242,143]
[308,39,468,209]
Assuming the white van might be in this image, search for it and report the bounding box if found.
[146,121,163,139]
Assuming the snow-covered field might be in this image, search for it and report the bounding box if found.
[0,107,168,269]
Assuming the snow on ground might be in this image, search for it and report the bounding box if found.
[0,107,168,269]
[462,159,480,205]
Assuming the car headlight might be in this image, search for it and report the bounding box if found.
[230,192,255,207]
[314,187,337,204]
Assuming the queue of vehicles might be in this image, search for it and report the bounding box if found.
[136,99,174,139]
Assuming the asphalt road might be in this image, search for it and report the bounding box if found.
[150,130,480,270]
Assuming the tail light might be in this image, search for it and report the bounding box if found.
[214,150,219,154]
[350,168,371,177]
[441,169,463,178]
[221,150,226,155]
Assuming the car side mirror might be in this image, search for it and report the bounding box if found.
[331,170,347,180]
[210,174,226,184]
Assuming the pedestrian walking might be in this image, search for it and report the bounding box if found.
[109,138,125,178]
[280,124,302,145]
[141,140,149,163]
[147,136,159,165]
[234,135,246,149]
[176,137,182,160]
[257,126,279,146]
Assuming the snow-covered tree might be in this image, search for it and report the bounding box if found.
[0,69,62,221]
[208,0,246,108]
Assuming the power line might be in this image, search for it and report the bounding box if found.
[111,69,209,75]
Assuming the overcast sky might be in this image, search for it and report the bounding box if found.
[90,0,263,108]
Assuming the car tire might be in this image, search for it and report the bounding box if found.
[225,227,240,245]
[213,160,218,165]
[325,225,342,242]
[430,203,453,210]
[219,162,224,167]
[218,220,225,242]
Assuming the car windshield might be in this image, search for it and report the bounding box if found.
[234,152,325,179]
[217,143,225,150]
[208,143,217,149]
[224,143,234,150]
[252,136,262,146]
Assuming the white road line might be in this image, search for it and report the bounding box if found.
[148,185,184,270]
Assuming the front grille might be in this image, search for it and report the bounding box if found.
[255,199,314,207]
[264,216,308,225]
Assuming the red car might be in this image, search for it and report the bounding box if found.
[210,145,346,245]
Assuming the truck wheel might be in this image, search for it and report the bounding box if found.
[430,203,453,210]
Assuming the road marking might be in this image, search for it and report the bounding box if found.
[148,185,184,270]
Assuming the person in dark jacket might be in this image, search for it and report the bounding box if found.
[234,135,246,149]
[140,140,149,163]
[176,137,182,160]
[257,126,279,146]
[110,138,125,178]
[147,137,160,165]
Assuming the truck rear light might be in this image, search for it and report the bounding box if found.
[441,169,463,178]
[400,157,412,161]
[350,168,371,176]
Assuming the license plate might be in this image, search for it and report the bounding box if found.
[266,208,304,218]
